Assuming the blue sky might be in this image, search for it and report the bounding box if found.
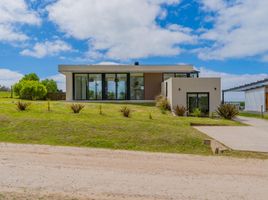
[0,0,268,100]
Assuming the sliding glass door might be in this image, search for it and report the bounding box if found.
[105,74,127,100]
[187,93,209,115]
[88,74,102,100]
[74,74,88,100]
[74,73,138,100]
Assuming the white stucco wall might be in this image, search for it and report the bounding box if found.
[245,87,266,112]
[164,78,221,113]
[65,72,73,101]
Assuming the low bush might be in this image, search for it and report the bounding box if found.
[174,105,187,116]
[155,95,170,111]
[120,106,131,118]
[192,108,202,117]
[70,104,85,114]
[216,104,239,120]
[16,101,30,111]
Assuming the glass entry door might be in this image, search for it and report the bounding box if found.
[105,74,127,100]
[187,93,209,115]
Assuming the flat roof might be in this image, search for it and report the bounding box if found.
[59,64,198,73]
[223,78,268,92]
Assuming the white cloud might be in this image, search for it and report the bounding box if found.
[199,67,268,101]
[0,68,23,87]
[198,0,268,61]
[47,0,194,60]
[20,40,72,58]
[0,0,41,42]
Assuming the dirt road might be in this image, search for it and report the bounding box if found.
[0,143,268,200]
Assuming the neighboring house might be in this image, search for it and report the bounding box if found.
[59,63,221,114]
[223,78,268,112]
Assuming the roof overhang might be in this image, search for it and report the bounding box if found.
[223,78,268,92]
[58,64,199,74]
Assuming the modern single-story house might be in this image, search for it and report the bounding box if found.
[59,63,221,114]
[223,78,268,112]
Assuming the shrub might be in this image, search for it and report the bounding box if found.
[19,81,47,100]
[216,104,239,120]
[192,108,202,117]
[70,104,85,114]
[16,101,30,111]
[174,105,187,116]
[155,95,170,111]
[41,79,58,93]
[120,106,131,118]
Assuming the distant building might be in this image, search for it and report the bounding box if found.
[223,79,268,112]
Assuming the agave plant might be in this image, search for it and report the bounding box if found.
[174,105,187,116]
[216,104,239,120]
[70,103,85,114]
[16,101,30,111]
[120,106,131,118]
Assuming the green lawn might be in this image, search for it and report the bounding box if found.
[0,91,267,159]
[240,111,268,120]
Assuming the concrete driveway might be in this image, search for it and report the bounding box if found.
[195,116,268,152]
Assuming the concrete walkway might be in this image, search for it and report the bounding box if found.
[195,116,268,152]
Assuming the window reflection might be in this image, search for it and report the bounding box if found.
[130,73,144,100]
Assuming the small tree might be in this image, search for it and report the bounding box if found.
[19,81,47,100]
[21,73,40,81]
[41,79,58,93]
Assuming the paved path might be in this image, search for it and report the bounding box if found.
[195,116,268,152]
[0,143,268,200]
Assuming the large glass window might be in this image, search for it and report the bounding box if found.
[88,74,102,100]
[117,74,127,100]
[106,74,116,100]
[130,73,144,100]
[74,74,88,100]
[187,93,209,115]
[175,73,187,78]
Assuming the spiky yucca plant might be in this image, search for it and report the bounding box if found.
[70,104,85,114]
[120,106,131,118]
[216,104,239,120]
[174,105,187,116]
[16,101,30,111]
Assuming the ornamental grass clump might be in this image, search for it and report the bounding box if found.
[216,104,239,120]
[155,95,170,112]
[120,106,131,118]
[174,105,187,116]
[70,103,85,114]
[16,101,30,111]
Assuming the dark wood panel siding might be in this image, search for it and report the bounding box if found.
[144,73,163,100]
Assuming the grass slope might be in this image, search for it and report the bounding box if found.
[240,112,268,120]
[0,92,267,159]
